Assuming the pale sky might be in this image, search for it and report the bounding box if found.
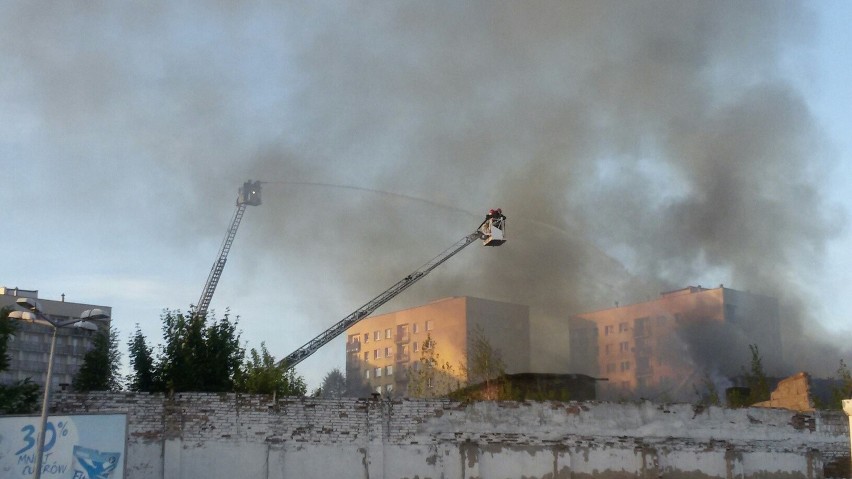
[2,1,851,389]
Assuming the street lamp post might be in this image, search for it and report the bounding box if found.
[9,297,107,479]
[843,400,852,472]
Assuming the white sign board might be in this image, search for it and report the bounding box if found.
[0,414,126,479]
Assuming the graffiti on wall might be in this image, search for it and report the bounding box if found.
[0,414,126,479]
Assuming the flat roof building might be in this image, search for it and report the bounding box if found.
[0,287,112,390]
[345,296,530,398]
[569,285,781,401]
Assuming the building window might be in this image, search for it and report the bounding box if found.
[374,331,380,341]
[619,341,629,352]
[364,333,369,343]
[413,342,419,353]
[386,365,393,376]
[376,386,382,394]
[619,322,629,333]
[620,361,630,372]
[384,347,391,358]
[425,320,434,331]
[385,384,393,394]
[365,369,370,379]
[413,323,419,334]
[374,350,379,359]
[604,325,614,336]
[606,363,616,373]
[412,362,421,372]
[363,352,369,361]
[427,377,434,389]
[375,367,382,377]
[385,328,392,339]
[604,344,612,354]
[635,317,650,336]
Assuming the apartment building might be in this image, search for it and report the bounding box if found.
[0,287,112,389]
[569,285,781,401]
[344,296,529,397]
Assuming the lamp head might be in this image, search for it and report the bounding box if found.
[8,310,37,321]
[8,310,53,328]
[80,308,110,321]
[72,321,99,332]
[15,297,43,312]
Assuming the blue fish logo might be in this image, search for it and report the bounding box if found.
[73,445,121,479]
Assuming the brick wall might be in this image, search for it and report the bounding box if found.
[51,392,851,479]
[753,372,816,412]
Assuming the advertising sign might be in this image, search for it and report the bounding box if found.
[0,414,126,479]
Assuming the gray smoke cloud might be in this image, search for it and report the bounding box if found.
[2,1,846,379]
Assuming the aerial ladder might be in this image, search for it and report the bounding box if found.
[280,209,506,368]
[196,180,262,317]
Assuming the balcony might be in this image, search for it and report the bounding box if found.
[395,333,410,343]
[395,352,410,363]
[346,342,361,353]
[634,346,651,359]
[345,360,361,371]
[633,328,650,339]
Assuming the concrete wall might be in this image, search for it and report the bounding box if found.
[50,392,849,479]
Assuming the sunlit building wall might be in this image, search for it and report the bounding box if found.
[344,296,529,397]
[569,286,781,401]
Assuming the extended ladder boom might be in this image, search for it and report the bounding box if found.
[196,181,261,317]
[281,211,505,368]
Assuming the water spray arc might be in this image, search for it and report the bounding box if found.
[260,180,478,218]
[194,178,507,368]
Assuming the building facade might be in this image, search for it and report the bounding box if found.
[569,285,781,401]
[0,287,112,389]
[344,296,529,397]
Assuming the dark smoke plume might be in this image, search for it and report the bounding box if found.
[2,1,846,378]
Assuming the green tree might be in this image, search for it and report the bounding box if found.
[743,344,770,405]
[830,359,852,409]
[156,309,243,393]
[464,325,507,398]
[73,326,122,391]
[0,306,14,371]
[201,314,243,392]
[0,307,39,414]
[319,367,347,399]
[407,335,460,398]
[0,378,39,414]
[694,372,722,407]
[236,342,307,397]
[127,325,156,392]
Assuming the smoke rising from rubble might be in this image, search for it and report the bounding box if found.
[2,2,847,378]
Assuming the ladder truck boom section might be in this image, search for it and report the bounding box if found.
[280,210,506,368]
[196,180,262,317]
